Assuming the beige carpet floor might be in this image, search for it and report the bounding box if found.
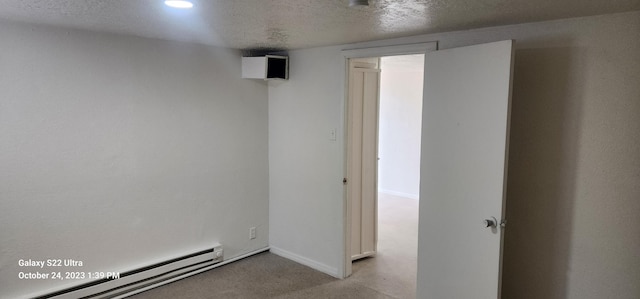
[129,193,418,299]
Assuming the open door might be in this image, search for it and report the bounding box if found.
[417,40,514,298]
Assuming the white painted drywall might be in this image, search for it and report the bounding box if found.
[268,11,640,299]
[0,22,269,299]
[378,55,424,199]
[268,46,346,277]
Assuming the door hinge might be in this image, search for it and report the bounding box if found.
[343,178,348,185]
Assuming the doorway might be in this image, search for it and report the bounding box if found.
[346,53,425,298]
[343,40,514,298]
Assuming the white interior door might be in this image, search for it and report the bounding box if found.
[348,59,381,260]
[417,40,514,298]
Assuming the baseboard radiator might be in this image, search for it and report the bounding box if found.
[34,244,224,299]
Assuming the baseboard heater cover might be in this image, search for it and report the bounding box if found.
[33,244,223,299]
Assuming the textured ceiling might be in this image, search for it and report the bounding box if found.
[0,0,638,50]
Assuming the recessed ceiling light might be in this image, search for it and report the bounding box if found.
[164,0,194,9]
[349,0,369,7]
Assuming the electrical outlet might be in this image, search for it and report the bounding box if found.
[249,227,256,240]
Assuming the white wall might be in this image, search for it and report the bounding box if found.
[268,46,346,276]
[378,55,424,199]
[0,22,269,299]
[268,11,640,299]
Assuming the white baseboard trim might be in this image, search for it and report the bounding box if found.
[379,189,419,200]
[269,246,340,278]
[113,246,271,299]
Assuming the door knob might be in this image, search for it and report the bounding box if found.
[484,217,497,228]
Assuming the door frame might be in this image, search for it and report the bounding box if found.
[341,42,438,277]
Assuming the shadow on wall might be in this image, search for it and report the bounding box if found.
[502,46,586,299]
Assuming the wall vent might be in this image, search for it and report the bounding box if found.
[242,55,289,80]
